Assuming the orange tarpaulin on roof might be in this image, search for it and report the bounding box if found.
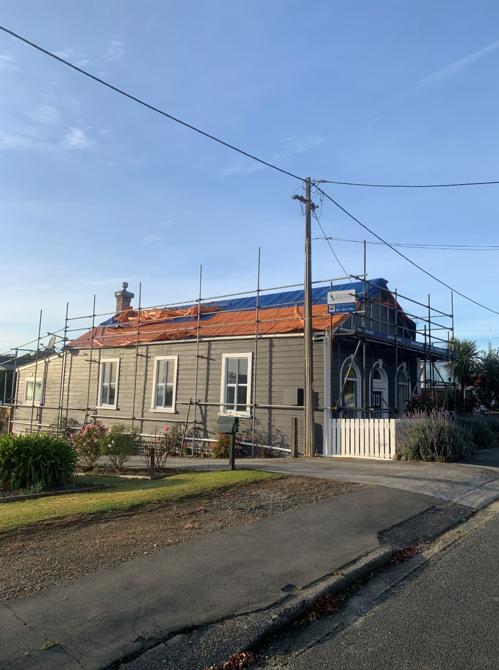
[68,304,349,349]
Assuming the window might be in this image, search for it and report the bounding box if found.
[25,378,42,404]
[370,360,389,417]
[396,365,410,413]
[339,357,361,416]
[221,353,252,416]
[98,359,119,408]
[151,356,178,412]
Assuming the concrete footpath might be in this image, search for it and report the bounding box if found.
[2,485,441,670]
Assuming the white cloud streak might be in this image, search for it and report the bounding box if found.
[414,39,499,91]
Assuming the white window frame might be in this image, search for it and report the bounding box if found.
[339,356,361,415]
[220,352,252,417]
[24,377,43,406]
[97,358,120,409]
[150,355,178,413]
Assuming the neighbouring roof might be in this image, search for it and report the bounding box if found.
[68,278,408,349]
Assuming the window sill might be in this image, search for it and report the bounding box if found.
[96,405,118,411]
[219,409,252,419]
[149,407,176,414]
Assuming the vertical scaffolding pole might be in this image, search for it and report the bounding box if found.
[29,309,43,433]
[57,302,69,433]
[251,247,261,455]
[131,283,142,432]
[428,293,434,403]
[10,347,18,407]
[192,265,202,456]
[362,240,367,416]
[395,288,399,413]
[84,295,96,424]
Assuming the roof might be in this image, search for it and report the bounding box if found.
[68,278,404,349]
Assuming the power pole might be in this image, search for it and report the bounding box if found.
[294,177,316,457]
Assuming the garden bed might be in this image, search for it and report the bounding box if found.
[0,475,364,602]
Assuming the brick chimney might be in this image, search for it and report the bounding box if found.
[114,281,134,313]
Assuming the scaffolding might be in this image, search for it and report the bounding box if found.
[0,246,456,451]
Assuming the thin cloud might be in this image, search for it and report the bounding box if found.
[62,127,93,150]
[220,134,324,177]
[54,48,90,68]
[104,40,125,62]
[27,104,61,126]
[143,234,162,243]
[0,53,20,72]
[414,39,499,91]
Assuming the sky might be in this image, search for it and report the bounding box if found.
[1,0,499,353]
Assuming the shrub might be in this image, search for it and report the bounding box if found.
[0,432,77,491]
[211,433,231,458]
[458,417,496,450]
[405,392,437,415]
[73,421,108,469]
[49,416,80,439]
[397,411,474,462]
[144,424,184,471]
[101,423,138,472]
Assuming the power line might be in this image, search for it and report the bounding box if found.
[312,209,350,277]
[0,24,304,183]
[314,184,499,317]
[317,179,499,189]
[314,236,499,251]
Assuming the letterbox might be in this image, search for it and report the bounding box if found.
[216,415,239,435]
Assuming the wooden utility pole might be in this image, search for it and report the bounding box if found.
[293,178,315,457]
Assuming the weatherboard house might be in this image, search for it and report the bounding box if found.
[11,279,450,455]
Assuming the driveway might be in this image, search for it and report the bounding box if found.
[252,449,499,510]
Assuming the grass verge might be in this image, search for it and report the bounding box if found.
[0,470,279,533]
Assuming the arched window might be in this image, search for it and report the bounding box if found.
[339,357,361,416]
[370,360,389,416]
[396,364,410,414]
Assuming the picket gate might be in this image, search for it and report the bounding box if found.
[326,418,396,459]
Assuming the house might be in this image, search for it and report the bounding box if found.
[10,278,452,455]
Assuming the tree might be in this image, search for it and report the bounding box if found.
[450,338,480,410]
[475,347,499,409]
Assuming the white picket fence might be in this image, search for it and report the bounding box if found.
[326,418,397,459]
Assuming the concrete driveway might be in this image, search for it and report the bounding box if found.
[250,449,499,510]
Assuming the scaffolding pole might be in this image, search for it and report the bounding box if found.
[56,303,69,434]
[192,265,202,456]
[131,283,142,432]
[251,247,261,455]
[84,295,96,424]
[29,310,43,433]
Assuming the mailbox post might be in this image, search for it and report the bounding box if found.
[216,415,239,471]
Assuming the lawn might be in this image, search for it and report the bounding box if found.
[0,469,279,533]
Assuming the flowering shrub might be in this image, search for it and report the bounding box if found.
[101,423,138,472]
[397,411,474,462]
[211,433,231,458]
[73,421,108,469]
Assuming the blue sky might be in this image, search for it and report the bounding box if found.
[1,0,499,352]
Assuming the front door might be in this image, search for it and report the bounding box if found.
[371,365,389,417]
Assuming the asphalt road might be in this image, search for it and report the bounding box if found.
[266,508,499,670]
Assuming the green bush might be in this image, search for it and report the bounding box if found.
[458,417,496,450]
[0,432,77,491]
[101,423,138,472]
[397,412,474,462]
[73,421,108,469]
